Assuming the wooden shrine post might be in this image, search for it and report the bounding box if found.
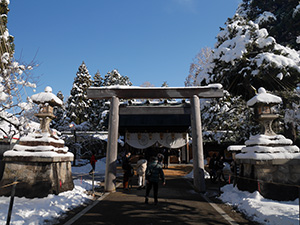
[87,85,223,192]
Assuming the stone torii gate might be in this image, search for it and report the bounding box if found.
[87,85,223,192]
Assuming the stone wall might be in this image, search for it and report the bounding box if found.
[236,159,300,201]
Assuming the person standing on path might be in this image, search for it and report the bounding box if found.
[122,152,133,190]
[209,153,217,182]
[145,156,165,205]
[136,156,147,189]
[163,149,169,168]
[157,153,164,166]
[216,155,226,182]
[89,152,97,175]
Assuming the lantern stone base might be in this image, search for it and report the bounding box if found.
[236,158,300,201]
[0,154,74,198]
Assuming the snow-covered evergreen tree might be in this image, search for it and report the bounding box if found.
[102,69,132,86]
[92,70,103,87]
[201,91,260,144]
[66,62,92,126]
[199,13,300,99]
[195,1,300,141]
[93,69,132,130]
[239,0,300,51]
[89,71,105,130]
[51,91,70,130]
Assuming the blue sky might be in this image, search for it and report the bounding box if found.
[8,0,241,99]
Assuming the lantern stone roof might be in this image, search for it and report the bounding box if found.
[247,87,282,107]
[31,86,63,107]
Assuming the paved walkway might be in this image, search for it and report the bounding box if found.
[61,165,255,225]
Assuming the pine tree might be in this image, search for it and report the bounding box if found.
[92,70,103,87]
[66,62,92,125]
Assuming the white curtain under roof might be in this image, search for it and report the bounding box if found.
[125,133,188,149]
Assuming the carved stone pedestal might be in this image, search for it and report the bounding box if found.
[0,153,74,198]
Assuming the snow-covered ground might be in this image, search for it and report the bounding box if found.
[220,184,299,225]
[185,168,299,225]
[0,158,107,225]
[0,160,298,225]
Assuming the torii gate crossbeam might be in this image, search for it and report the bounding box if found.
[87,85,223,193]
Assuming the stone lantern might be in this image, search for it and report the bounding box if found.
[0,87,74,198]
[33,86,58,133]
[235,87,300,201]
[247,87,282,135]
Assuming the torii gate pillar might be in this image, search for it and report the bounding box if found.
[105,96,119,192]
[191,95,205,192]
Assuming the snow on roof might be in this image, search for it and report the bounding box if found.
[89,84,223,90]
[31,86,63,106]
[227,145,246,151]
[247,87,282,106]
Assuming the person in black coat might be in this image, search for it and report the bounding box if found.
[216,155,226,182]
[209,153,217,182]
[145,156,165,205]
[122,152,133,190]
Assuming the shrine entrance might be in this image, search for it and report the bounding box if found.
[119,101,191,164]
[87,85,223,192]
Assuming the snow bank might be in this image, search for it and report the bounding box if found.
[220,184,299,225]
[0,180,96,225]
[184,169,210,179]
[0,159,107,224]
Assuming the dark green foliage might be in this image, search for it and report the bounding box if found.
[208,12,300,100]
[201,92,260,143]
[241,0,300,50]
